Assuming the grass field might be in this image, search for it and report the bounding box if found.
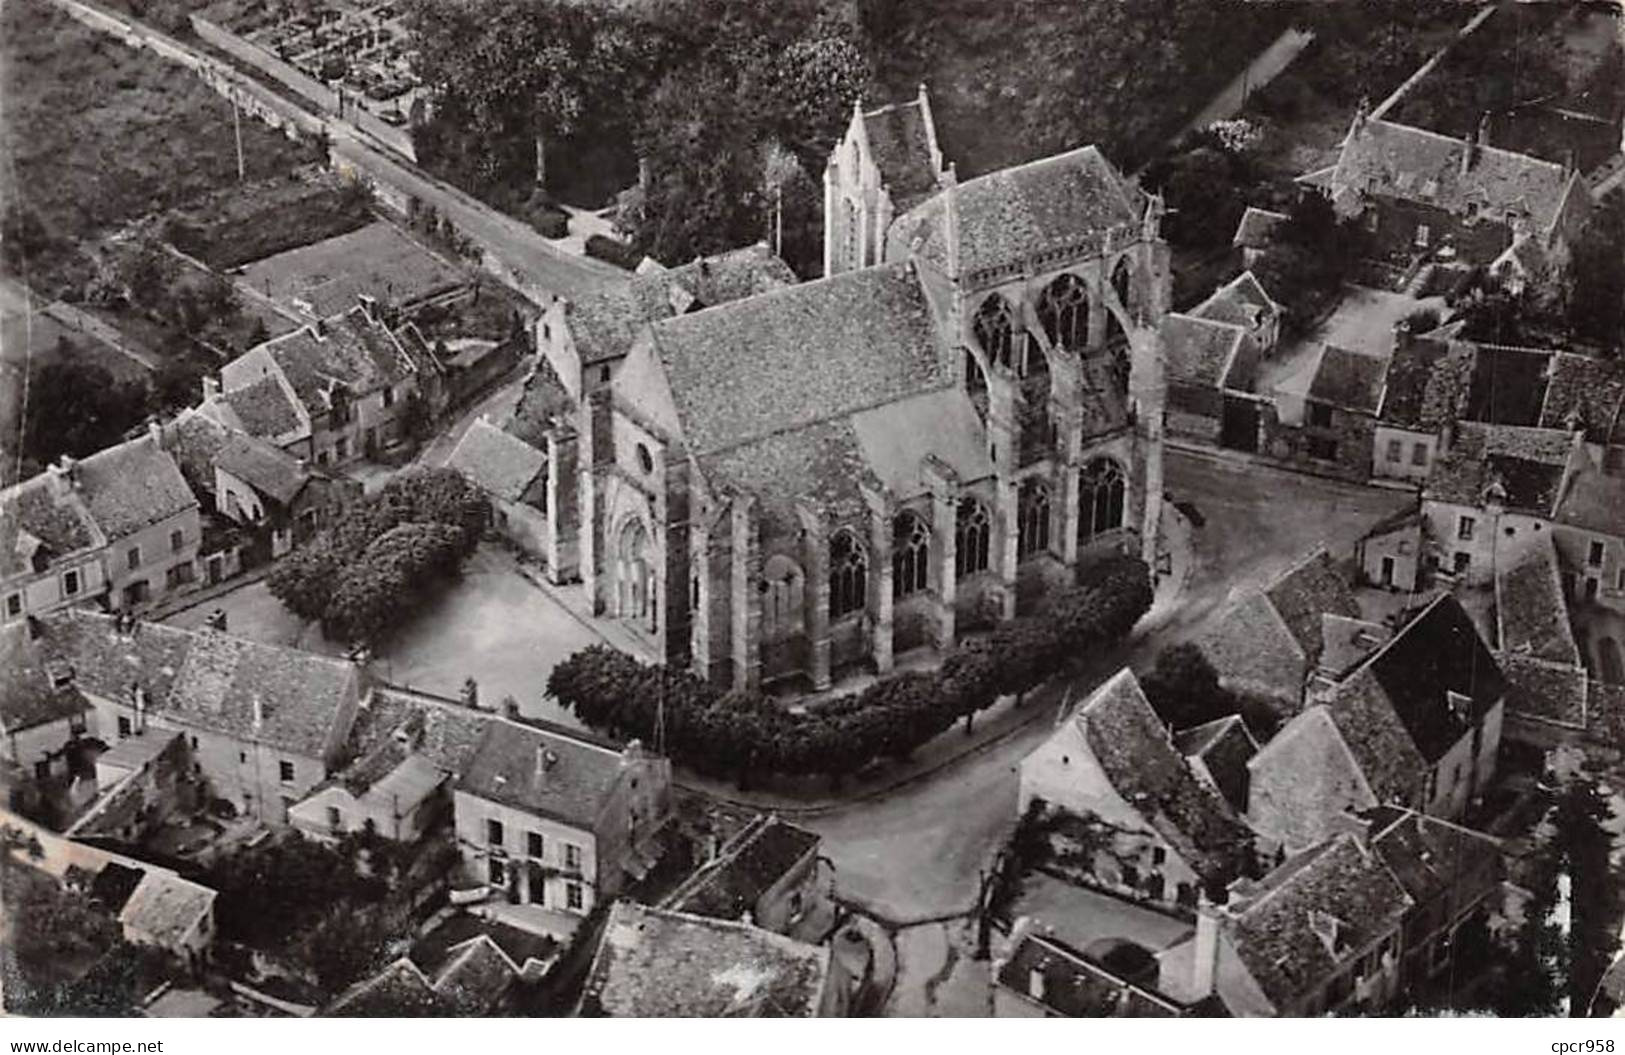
[0,0,320,294]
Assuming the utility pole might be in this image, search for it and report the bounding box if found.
[232,93,246,182]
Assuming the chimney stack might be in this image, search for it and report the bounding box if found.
[148,421,163,449]
[202,375,220,403]
[252,694,264,732]
[1192,900,1222,998]
[133,684,147,733]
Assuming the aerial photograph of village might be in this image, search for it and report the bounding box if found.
[0,0,1622,1026]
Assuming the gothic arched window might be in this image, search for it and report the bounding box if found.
[973,294,1019,372]
[1017,478,1052,560]
[617,518,655,630]
[1079,458,1127,543]
[829,529,868,620]
[1106,257,1133,345]
[1038,273,1090,352]
[892,511,931,600]
[955,497,991,579]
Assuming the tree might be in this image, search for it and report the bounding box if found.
[1564,204,1625,353]
[1139,643,1238,731]
[21,357,150,466]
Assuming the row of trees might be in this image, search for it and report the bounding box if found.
[267,468,490,643]
[547,555,1152,781]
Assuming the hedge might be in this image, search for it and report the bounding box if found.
[584,233,641,270]
[547,555,1152,779]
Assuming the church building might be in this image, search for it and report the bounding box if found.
[534,88,1172,693]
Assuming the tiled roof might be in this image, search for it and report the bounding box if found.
[1495,538,1580,666]
[1353,594,1507,764]
[651,262,946,457]
[326,959,444,1017]
[240,221,466,321]
[37,609,356,759]
[1332,118,1571,234]
[341,688,495,788]
[701,419,876,535]
[887,146,1143,278]
[0,472,101,578]
[847,387,994,497]
[503,355,576,448]
[1323,672,1429,803]
[76,434,197,542]
[1540,352,1625,445]
[117,869,216,949]
[0,619,89,735]
[1364,808,1502,915]
[669,817,820,922]
[1075,670,1251,886]
[430,935,517,1012]
[1190,271,1281,333]
[1424,423,1576,515]
[1499,653,1587,730]
[1163,314,1244,389]
[454,716,627,830]
[1317,614,1391,679]
[1173,715,1257,815]
[860,98,941,212]
[1222,835,1411,1013]
[581,902,832,1017]
[217,377,304,441]
[1554,468,1625,538]
[1377,337,1473,429]
[446,419,547,506]
[1359,505,1421,541]
[162,411,232,498]
[214,433,312,507]
[1262,549,1361,665]
[1198,590,1305,707]
[567,245,797,368]
[1308,346,1388,416]
[260,307,423,414]
[1233,207,1288,249]
[997,933,1180,1017]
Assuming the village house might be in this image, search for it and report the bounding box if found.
[1232,207,1288,269]
[1262,344,1390,482]
[662,814,827,938]
[1538,351,1625,471]
[451,718,671,927]
[1018,668,1255,908]
[1173,715,1258,816]
[1549,463,1625,612]
[1318,104,1593,289]
[445,419,571,576]
[1371,330,1474,486]
[1355,507,1424,593]
[1,462,108,622]
[215,302,445,469]
[1197,548,1362,716]
[1421,423,1586,588]
[562,115,1171,693]
[34,608,362,828]
[1490,533,1596,746]
[993,917,1187,1018]
[579,901,850,1017]
[325,933,523,1016]
[1247,594,1506,854]
[1156,833,1411,1017]
[288,686,493,845]
[115,867,218,969]
[0,617,93,782]
[1162,271,1283,452]
[538,243,798,402]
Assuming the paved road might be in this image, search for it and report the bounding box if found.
[804,449,1414,924]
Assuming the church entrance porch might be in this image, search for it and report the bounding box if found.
[612,517,659,640]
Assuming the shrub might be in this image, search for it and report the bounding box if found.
[547,555,1153,779]
[584,233,641,270]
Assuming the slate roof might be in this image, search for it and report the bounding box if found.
[1233,207,1288,249]
[668,816,820,922]
[1540,352,1625,446]
[860,97,941,212]
[1163,314,1245,390]
[651,262,946,457]
[1495,538,1581,666]
[454,716,627,830]
[1333,117,1572,234]
[117,869,216,949]
[581,902,833,1017]
[1554,468,1625,538]
[214,433,312,507]
[1425,423,1577,515]
[259,306,426,414]
[1498,653,1588,730]
[218,376,304,441]
[1377,337,1473,429]
[1173,715,1257,815]
[1222,835,1411,1014]
[1347,594,1507,765]
[0,619,89,736]
[0,472,101,579]
[1309,346,1388,416]
[887,146,1144,278]
[1264,550,1362,665]
[997,933,1180,1017]
[1075,670,1251,886]
[75,434,197,542]
[37,609,357,759]
[446,419,547,507]
[567,245,797,368]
